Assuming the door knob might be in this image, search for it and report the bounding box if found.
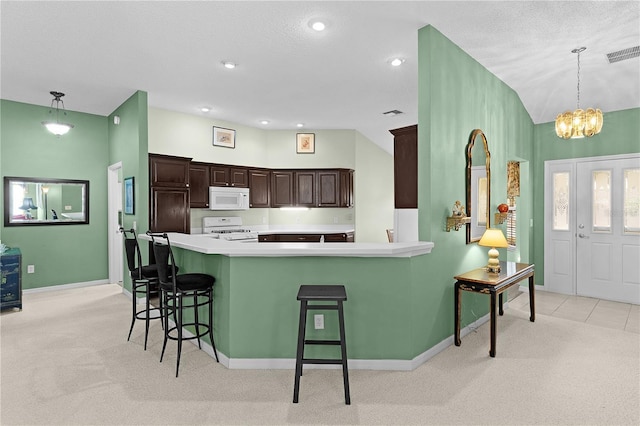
[578,224,585,229]
[578,233,589,239]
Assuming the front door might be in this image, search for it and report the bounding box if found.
[545,154,640,304]
[576,156,640,303]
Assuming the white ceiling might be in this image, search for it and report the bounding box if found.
[1,1,639,154]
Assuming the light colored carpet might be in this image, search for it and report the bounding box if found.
[1,284,638,425]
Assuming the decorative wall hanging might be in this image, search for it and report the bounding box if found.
[213,126,236,148]
[296,133,315,154]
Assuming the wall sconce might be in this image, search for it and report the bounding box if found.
[478,228,509,273]
[446,200,470,231]
[42,91,74,136]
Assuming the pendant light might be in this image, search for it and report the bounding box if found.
[42,91,74,136]
[555,47,603,139]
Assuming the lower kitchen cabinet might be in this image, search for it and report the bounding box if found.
[258,232,354,243]
[1,248,22,311]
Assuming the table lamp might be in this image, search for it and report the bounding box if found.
[478,228,508,273]
[19,197,37,219]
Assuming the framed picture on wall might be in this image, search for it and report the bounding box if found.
[124,176,135,215]
[296,133,315,154]
[213,126,236,148]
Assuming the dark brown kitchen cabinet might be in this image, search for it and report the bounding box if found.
[390,125,417,208]
[248,169,271,208]
[210,165,248,187]
[317,170,340,207]
[295,170,316,207]
[150,187,190,233]
[149,153,191,234]
[318,169,354,207]
[189,162,210,208]
[271,171,294,207]
[149,154,191,188]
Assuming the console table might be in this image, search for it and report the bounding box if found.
[454,262,534,357]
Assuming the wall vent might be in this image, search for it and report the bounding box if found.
[606,46,640,64]
[383,110,403,116]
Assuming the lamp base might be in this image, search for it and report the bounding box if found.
[486,247,501,273]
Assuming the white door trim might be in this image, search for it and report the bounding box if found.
[108,162,123,286]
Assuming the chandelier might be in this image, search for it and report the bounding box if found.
[42,91,74,136]
[555,47,603,139]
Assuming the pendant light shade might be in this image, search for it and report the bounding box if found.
[42,91,74,136]
[555,47,603,139]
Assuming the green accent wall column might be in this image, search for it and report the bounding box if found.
[416,25,535,346]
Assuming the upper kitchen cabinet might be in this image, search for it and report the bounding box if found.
[210,165,248,188]
[248,169,271,208]
[294,170,316,207]
[271,169,354,208]
[189,162,210,208]
[390,125,417,209]
[149,153,192,188]
[271,170,294,207]
[318,169,354,207]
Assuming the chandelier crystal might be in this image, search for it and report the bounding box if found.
[555,47,603,139]
[42,91,74,136]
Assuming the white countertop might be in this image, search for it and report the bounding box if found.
[140,232,434,258]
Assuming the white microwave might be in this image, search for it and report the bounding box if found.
[209,186,250,210]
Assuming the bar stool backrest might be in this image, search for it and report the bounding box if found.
[120,228,143,278]
[147,232,178,293]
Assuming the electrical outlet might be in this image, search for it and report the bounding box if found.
[132,221,137,231]
[333,216,338,224]
[65,205,72,211]
[27,265,35,274]
[314,314,324,330]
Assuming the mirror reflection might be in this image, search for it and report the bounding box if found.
[4,177,89,226]
[466,129,491,244]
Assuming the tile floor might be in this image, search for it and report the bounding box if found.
[509,288,639,333]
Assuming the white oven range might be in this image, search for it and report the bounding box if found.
[202,216,258,242]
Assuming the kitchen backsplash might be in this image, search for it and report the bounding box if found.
[190,207,354,233]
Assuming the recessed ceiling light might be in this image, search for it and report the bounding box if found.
[200,107,211,113]
[222,61,237,69]
[260,120,269,125]
[296,123,304,128]
[390,58,405,67]
[309,19,326,31]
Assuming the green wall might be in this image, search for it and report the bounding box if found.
[414,25,535,351]
[108,91,149,292]
[531,107,640,284]
[0,100,109,289]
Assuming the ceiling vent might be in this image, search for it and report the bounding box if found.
[606,46,640,64]
[383,110,403,116]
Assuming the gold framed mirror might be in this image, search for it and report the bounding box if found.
[465,129,491,244]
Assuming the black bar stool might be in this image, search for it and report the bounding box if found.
[120,228,166,350]
[148,232,218,377]
[293,284,350,405]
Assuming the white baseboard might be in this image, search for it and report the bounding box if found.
[23,279,111,294]
[177,313,490,371]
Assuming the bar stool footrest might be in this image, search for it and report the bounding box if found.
[304,339,341,345]
[302,358,344,365]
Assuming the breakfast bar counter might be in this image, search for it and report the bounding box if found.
[139,232,435,370]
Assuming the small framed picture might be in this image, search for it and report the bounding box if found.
[296,133,315,154]
[124,176,135,215]
[213,126,236,148]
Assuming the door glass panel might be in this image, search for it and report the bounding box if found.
[553,172,570,230]
[592,170,611,232]
[624,168,640,234]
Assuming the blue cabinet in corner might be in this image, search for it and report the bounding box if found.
[1,248,22,311]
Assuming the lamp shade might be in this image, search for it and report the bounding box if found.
[478,228,508,248]
[19,197,37,210]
